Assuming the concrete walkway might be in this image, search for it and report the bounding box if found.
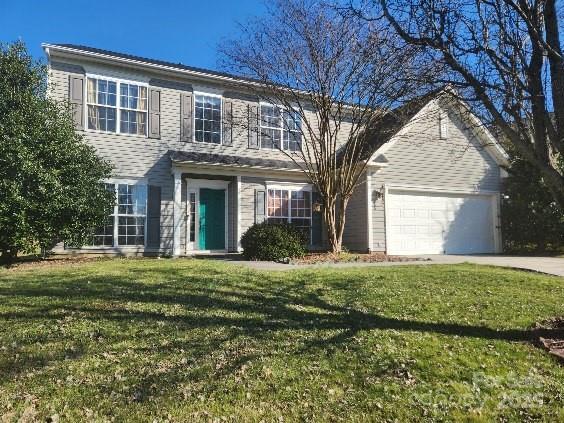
[219,255,564,277]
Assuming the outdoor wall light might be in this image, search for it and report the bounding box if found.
[372,189,383,203]
[313,201,322,212]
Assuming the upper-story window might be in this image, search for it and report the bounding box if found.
[120,83,147,135]
[87,79,117,132]
[260,104,301,151]
[194,93,222,144]
[87,77,148,136]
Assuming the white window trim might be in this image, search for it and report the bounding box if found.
[259,102,303,151]
[186,189,198,252]
[193,91,223,145]
[185,178,230,254]
[439,111,448,139]
[266,182,312,192]
[265,184,313,225]
[84,74,149,137]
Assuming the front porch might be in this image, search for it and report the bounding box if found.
[170,154,314,257]
[172,170,239,256]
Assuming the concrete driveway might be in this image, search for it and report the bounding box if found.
[230,254,564,276]
[419,255,564,277]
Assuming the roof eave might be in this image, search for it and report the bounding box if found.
[42,43,266,89]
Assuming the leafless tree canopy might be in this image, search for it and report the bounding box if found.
[220,0,429,251]
[349,0,564,209]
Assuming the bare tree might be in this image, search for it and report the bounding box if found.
[221,0,426,252]
[349,0,564,209]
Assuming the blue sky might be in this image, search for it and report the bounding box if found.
[0,0,265,70]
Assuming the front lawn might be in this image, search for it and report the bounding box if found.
[0,259,563,421]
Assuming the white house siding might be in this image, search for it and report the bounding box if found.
[368,99,501,252]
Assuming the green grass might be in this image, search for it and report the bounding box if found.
[0,259,563,422]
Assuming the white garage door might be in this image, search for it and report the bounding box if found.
[386,189,497,255]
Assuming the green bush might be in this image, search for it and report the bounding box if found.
[241,222,307,261]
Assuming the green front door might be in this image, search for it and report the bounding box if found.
[198,188,225,250]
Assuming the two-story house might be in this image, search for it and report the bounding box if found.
[44,43,509,257]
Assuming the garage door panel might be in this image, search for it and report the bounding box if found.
[386,189,496,255]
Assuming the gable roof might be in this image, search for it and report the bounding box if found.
[364,89,509,167]
[360,89,444,161]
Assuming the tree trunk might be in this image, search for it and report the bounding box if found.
[323,197,340,253]
[322,195,351,254]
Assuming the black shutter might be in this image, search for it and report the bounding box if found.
[148,88,161,139]
[69,75,84,130]
[180,92,193,142]
[255,189,266,223]
[248,104,259,149]
[223,98,233,146]
[311,191,323,246]
[146,185,161,249]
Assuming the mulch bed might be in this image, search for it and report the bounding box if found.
[291,252,428,265]
[532,318,564,363]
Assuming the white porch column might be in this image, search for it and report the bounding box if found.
[236,175,242,252]
[366,170,373,253]
[172,169,183,257]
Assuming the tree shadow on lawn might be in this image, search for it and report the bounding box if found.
[0,265,562,404]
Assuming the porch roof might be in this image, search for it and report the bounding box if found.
[169,151,303,171]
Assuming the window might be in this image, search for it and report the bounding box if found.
[194,93,221,144]
[120,83,147,135]
[87,78,117,132]
[87,77,148,135]
[188,192,196,243]
[90,182,147,247]
[267,189,289,224]
[117,184,147,246]
[267,188,311,239]
[260,105,281,149]
[260,105,301,151]
[439,111,448,139]
[92,183,116,246]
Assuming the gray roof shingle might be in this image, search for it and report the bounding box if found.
[170,151,303,171]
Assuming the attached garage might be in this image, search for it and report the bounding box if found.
[385,188,499,255]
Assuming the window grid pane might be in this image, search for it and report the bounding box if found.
[283,111,301,152]
[116,183,146,246]
[260,105,282,149]
[260,106,301,151]
[90,183,116,247]
[120,84,148,135]
[267,189,289,218]
[88,105,116,132]
[290,191,311,241]
[195,94,221,144]
[87,78,117,132]
[91,215,114,246]
[189,192,196,243]
[291,191,311,218]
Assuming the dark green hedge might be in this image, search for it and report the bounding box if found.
[501,155,564,253]
[241,222,307,261]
